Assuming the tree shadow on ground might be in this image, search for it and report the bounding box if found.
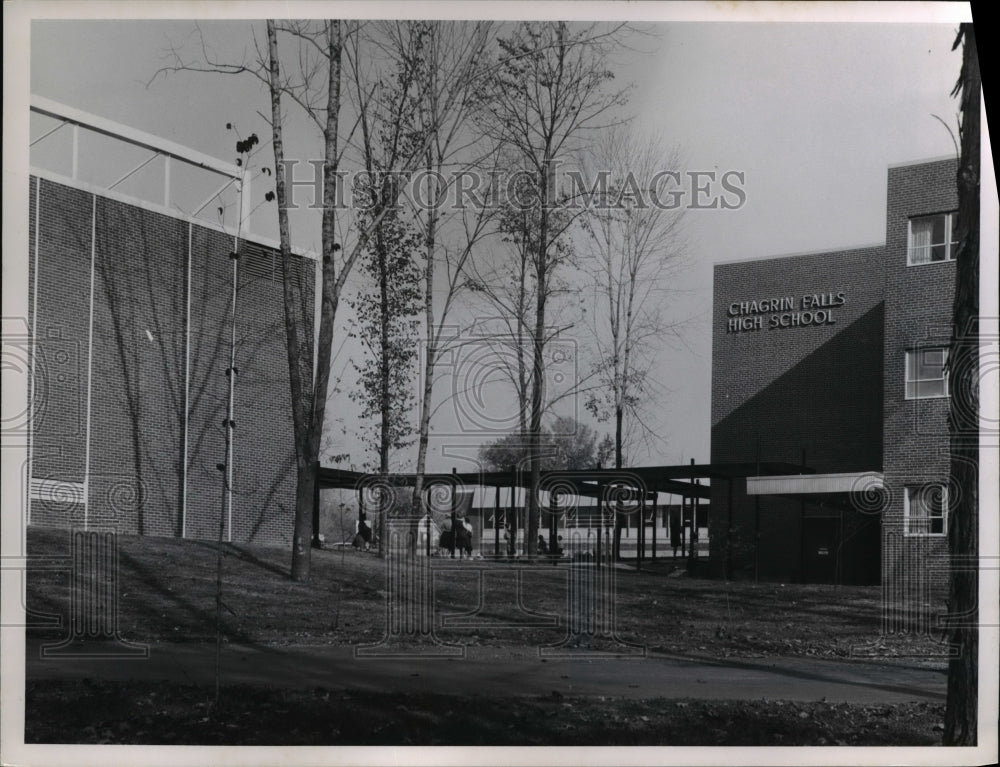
[185,539,290,579]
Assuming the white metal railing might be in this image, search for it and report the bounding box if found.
[29,95,249,224]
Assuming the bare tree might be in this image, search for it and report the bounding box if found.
[463,166,583,442]
[265,19,348,582]
[581,126,689,470]
[943,21,979,748]
[483,21,629,555]
[406,21,500,519]
[157,20,494,578]
[153,20,355,581]
[463,163,542,439]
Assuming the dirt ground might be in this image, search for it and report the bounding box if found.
[24,679,946,746]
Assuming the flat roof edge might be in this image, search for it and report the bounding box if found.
[887,154,959,169]
[714,243,885,268]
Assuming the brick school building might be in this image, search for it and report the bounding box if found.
[711,157,959,587]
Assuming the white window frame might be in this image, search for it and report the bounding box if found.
[907,212,958,266]
[905,347,950,400]
[904,484,949,537]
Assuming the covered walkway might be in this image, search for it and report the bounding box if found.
[314,461,812,566]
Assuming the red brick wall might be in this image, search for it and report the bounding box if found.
[230,241,308,544]
[708,158,958,589]
[710,247,885,583]
[711,247,886,467]
[28,178,90,528]
[184,224,237,541]
[27,176,312,547]
[90,196,189,535]
[881,158,957,590]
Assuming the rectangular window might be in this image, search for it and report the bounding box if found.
[905,347,949,399]
[904,484,948,536]
[908,213,958,265]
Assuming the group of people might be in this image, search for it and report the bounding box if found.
[501,527,565,559]
[352,516,477,558]
[353,518,563,559]
[538,535,563,558]
[439,517,475,558]
[536,534,564,558]
[352,519,373,551]
[353,516,569,560]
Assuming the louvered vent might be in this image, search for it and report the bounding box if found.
[239,243,276,284]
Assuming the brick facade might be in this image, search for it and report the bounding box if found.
[881,158,957,595]
[27,175,313,546]
[710,158,957,586]
[711,247,885,584]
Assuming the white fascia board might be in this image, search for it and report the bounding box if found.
[747,472,884,496]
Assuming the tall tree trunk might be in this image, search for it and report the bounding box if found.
[615,407,623,469]
[528,271,544,556]
[378,234,391,476]
[513,249,529,550]
[517,237,529,440]
[613,405,623,562]
[268,21,313,582]
[528,159,551,557]
[377,206,391,555]
[412,156,439,525]
[944,21,979,747]
[309,20,343,549]
[269,20,342,582]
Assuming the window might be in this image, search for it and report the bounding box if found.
[905,347,949,399]
[908,213,958,265]
[904,484,948,536]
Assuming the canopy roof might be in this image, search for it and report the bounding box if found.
[317,462,812,501]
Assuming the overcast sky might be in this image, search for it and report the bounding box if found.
[14,3,972,474]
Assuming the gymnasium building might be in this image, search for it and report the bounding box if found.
[25,97,314,545]
[711,156,959,586]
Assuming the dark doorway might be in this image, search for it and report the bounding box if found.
[802,517,839,583]
[838,515,881,585]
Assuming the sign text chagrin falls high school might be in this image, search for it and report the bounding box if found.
[726,292,846,333]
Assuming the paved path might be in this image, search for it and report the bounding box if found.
[26,641,945,704]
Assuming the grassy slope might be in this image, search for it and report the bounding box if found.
[25,526,951,661]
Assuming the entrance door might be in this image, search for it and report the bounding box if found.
[802,517,839,583]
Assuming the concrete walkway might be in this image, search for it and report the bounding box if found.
[26,640,945,704]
